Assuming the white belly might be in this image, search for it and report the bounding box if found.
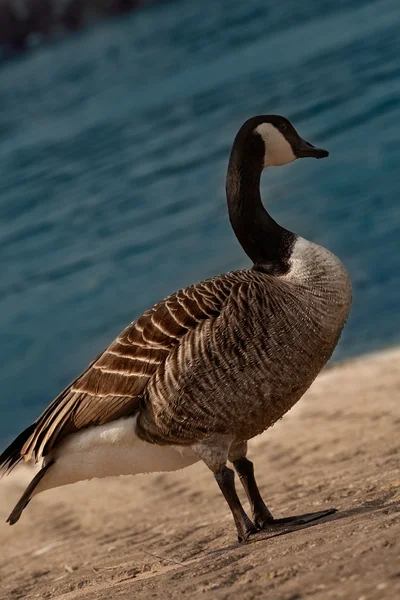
[32,415,200,497]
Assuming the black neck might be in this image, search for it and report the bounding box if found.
[226,134,295,273]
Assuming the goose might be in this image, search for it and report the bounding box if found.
[0,115,352,542]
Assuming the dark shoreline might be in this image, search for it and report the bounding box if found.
[0,0,161,56]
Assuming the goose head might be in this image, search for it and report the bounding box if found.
[226,115,329,269]
[232,115,329,169]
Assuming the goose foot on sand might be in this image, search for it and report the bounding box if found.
[232,457,336,540]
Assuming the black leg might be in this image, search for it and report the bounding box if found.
[233,457,274,528]
[214,466,257,542]
[233,457,336,531]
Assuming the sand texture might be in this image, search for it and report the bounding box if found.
[0,348,399,600]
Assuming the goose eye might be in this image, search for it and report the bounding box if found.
[280,123,288,132]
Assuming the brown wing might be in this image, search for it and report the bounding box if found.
[18,274,237,463]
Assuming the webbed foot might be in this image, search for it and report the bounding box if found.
[256,508,337,532]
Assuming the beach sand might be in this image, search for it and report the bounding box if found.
[0,348,399,600]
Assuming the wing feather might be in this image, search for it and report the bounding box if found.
[10,273,241,466]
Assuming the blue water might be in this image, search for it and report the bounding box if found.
[1,0,400,444]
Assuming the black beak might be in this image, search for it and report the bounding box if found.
[297,139,329,159]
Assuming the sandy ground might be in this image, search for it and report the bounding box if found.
[0,348,399,600]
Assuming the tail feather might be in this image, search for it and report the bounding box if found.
[6,460,54,525]
[0,424,36,475]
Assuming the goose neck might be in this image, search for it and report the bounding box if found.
[226,148,295,273]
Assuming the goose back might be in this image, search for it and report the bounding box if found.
[2,235,351,475]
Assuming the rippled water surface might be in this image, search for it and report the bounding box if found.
[1,0,400,442]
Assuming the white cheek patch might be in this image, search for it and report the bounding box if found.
[255,123,296,167]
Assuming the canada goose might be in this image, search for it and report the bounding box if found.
[0,115,352,542]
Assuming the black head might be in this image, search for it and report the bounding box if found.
[233,115,329,168]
